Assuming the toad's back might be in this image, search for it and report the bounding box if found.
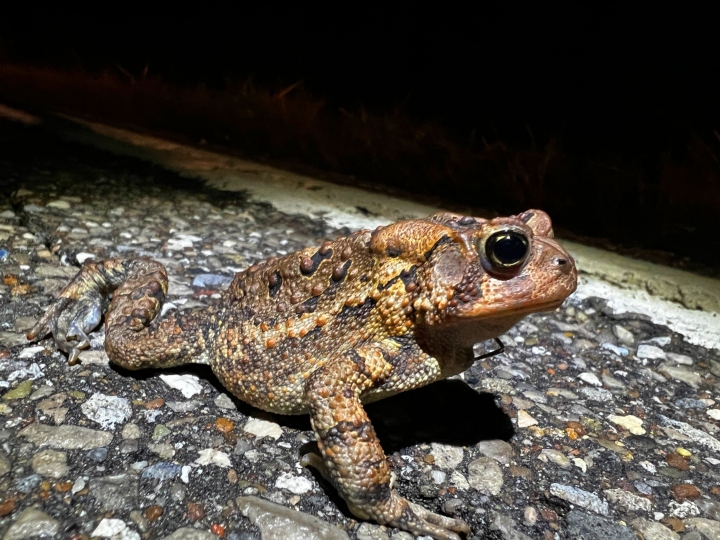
[210,228,387,413]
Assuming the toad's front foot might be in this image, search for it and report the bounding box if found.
[27,279,103,364]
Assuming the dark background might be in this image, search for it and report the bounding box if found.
[1,4,719,269]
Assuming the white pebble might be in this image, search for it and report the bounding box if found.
[608,414,646,435]
[159,374,203,398]
[243,418,283,440]
[46,200,71,209]
[517,410,538,428]
[431,470,446,484]
[637,344,666,360]
[275,472,313,494]
[578,372,602,386]
[91,518,127,537]
[195,448,231,468]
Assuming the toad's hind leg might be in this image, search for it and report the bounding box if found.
[29,258,212,368]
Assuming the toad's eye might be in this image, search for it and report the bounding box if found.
[484,230,529,270]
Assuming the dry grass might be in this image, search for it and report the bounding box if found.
[0,63,718,270]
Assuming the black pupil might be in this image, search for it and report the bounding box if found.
[488,231,528,266]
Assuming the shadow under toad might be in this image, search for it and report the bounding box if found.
[113,362,514,452]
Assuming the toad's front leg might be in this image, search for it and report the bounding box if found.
[302,348,469,540]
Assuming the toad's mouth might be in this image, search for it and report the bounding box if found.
[461,298,570,320]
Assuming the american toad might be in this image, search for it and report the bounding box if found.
[29,209,577,539]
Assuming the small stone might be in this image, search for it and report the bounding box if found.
[195,448,231,468]
[169,483,187,502]
[566,510,634,540]
[144,397,165,409]
[696,498,720,520]
[550,483,609,515]
[153,424,171,441]
[214,393,236,410]
[122,423,141,439]
[467,456,504,496]
[524,506,538,526]
[671,484,701,500]
[675,398,708,410]
[517,410,538,428]
[77,350,110,365]
[159,374,203,398]
[601,343,629,356]
[601,374,626,389]
[579,372,602,386]
[243,418,283,439]
[355,523,389,540]
[431,470,446,484]
[430,443,464,469]
[148,443,175,459]
[3,380,33,400]
[658,364,702,388]
[215,417,235,433]
[87,447,109,462]
[275,472,313,494]
[684,518,720,540]
[666,453,689,471]
[489,511,532,540]
[31,449,69,478]
[443,498,463,515]
[14,474,41,493]
[608,414,646,435]
[666,352,694,365]
[604,488,652,513]
[707,409,720,421]
[449,470,470,490]
[19,423,113,449]
[0,450,11,476]
[579,387,613,401]
[630,518,679,540]
[2,507,60,540]
[476,439,513,465]
[637,344,666,360]
[187,502,205,521]
[144,505,164,521]
[192,273,233,288]
[566,420,587,438]
[47,199,71,209]
[81,393,132,429]
[120,439,139,454]
[90,474,139,512]
[92,518,127,537]
[538,449,572,470]
[613,325,635,346]
[55,480,73,492]
[669,500,700,518]
[71,477,86,494]
[0,499,16,516]
[141,462,182,480]
[658,415,720,452]
[237,495,349,539]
